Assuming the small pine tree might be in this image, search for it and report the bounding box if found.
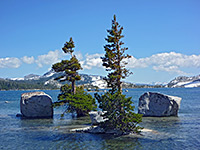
[52,37,82,95]
[52,37,96,117]
[95,15,142,134]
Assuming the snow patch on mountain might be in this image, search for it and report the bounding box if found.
[172,81,191,87]
[44,78,62,88]
[184,80,200,88]
[43,72,55,78]
[10,74,41,81]
[24,74,40,80]
[10,77,25,81]
[89,75,107,89]
[91,79,107,89]
[167,75,200,88]
[42,69,56,78]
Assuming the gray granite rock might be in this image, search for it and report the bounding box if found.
[70,126,123,135]
[89,111,108,125]
[20,92,53,118]
[138,92,181,117]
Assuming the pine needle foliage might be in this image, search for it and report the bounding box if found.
[95,15,143,134]
[95,92,143,134]
[62,37,75,57]
[52,37,96,117]
[52,37,82,95]
[54,85,97,117]
[102,15,132,94]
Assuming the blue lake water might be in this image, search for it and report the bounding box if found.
[0,88,200,150]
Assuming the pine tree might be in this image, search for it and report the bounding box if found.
[95,15,142,134]
[102,15,132,94]
[52,37,96,117]
[62,37,75,57]
[54,84,97,117]
[52,37,82,95]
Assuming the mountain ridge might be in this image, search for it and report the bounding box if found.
[1,70,200,90]
[0,70,108,90]
[166,74,200,88]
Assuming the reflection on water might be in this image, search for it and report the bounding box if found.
[0,88,200,150]
[0,115,142,150]
[0,114,198,150]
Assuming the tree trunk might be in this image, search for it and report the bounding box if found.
[117,78,122,94]
[118,82,122,94]
[71,80,76,95]
[117,41,122,94]
[76,110,87,117]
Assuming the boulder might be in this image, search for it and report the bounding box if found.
[138,92,181,117]
[20,92,53,118]
[89,111,108,125]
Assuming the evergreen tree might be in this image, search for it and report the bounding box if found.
[52,37,96,117]
[95,92,142,134]
[52,37,81,95]
[102,15,132,94]
[62,37,75,57]
[54,84,97,117]
[95,15,142,134]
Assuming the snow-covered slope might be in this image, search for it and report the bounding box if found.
[167,75,200,88]
[42,69,56,78]
[24,74,40,80]
[10,77,25,81]
[90,75,107,89]
[9,70,107,89]
[10,74,41,80]
[184,80,200,88]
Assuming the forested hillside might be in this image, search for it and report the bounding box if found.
[0,79,58,90]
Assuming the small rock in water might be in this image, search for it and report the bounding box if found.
[16,114,23,118]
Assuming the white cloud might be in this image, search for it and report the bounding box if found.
[75,51,83,60]
[152,65,186,75]
[21,56,35,64]
[0,57,21,68]
[35,50,65,67]
[127,52,200,74]
[81,53,103,69]
[1,51,200,76]
[79,52,200,75]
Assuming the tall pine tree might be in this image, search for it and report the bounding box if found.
[102,15,132,94]
[95,15,142,134]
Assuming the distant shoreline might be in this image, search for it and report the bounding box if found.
[0,87,198,92]
[0,88,59,91]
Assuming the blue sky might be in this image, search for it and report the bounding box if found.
[0,0,200,84]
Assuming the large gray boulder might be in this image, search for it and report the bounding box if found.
[138,92,182,117]
[20,92,53,118]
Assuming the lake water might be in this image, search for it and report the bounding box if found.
[0,88,200,150]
